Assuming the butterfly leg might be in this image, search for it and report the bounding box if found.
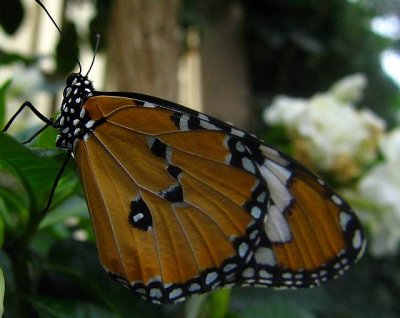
[1,101,53,132]
[41,152,71,216]
[22,122,52,144]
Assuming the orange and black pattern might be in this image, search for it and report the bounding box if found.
[52,73,365,304]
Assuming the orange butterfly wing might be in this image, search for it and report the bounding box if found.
[73,95,364,303]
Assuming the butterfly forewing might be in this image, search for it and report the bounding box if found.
[69,94,365,303]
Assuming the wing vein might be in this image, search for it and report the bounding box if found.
[81,140,133,280]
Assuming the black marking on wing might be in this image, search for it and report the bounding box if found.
[129,195,153,231]
[158,183,184,203]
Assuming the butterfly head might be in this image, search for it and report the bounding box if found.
[54,73,95,151]
[62,73,94,99]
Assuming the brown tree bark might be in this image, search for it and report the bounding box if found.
[107,0,181,101]
[201,4,251,130]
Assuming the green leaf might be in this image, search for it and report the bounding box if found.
[0,133,79,242]
[239,300,315,318]
[0,49,37,65]
[0,133,62,214]
[0,0,24,35]
[0,79,12,129]
[0,210,4,248]
[0,162,30,235]
[0,267,4,317]
[209,289,231,318]
[30,297,113,318]
[39,196,88,231]
[40,240,163,318]
[33,127,58,150]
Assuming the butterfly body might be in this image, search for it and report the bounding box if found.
[44,72,365,304]
[54,73,95,150]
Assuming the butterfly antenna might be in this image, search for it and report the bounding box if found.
[86,34,101,76]
[35,0,82,74]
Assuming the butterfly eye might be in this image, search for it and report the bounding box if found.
[66,73,78,87]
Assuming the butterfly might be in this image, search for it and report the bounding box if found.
[1,0,365,305]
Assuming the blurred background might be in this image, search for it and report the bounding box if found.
[0,0,400,317]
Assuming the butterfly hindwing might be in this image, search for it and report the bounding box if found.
[73,94,365,303]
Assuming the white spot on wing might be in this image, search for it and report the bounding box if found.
[198,113,209,120]
[260,144,279,156]
[249,229,258,240]
[340,212,351,230]
[165,146,173,163]
[199,120,220,130]
[146,136,156,148]
[150,288,162,299]
[265,160,292,184]
[231,128,245,137]
[331,194,343,205]
[259,269,273,279]
[242,267,255,278]
[133,213,144,222]
[260,144,289,166]
[189,283,201,292]
[259,164,292,212]
[179,114,190,131]
[255,247,277,266]
[169,288,183,299]
[143,102,156,108]
[223,263,237,273]
[239,242,249,258]
[265,204,292,243]
[236,141,246,152]
[205,272,218,285]
[242,157,256,174]
[257,192,267,203]
[353,230,362,249]
[251,206,262,219]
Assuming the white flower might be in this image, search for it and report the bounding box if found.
[352,129,400,256]
[379,128,400,163]
[263,74,384,180]
[263,95,307,128]
[330,73,367,103]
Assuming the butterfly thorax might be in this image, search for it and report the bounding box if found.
[54,73,95,151]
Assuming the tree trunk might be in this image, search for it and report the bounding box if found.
[201,4,251,130]
[107,0,181,101]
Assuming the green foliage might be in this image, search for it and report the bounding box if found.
[55,20,80,76]
[89,0,112,52]
[0,0,24,35]
[0,268,4,317]
[0,80,11,129]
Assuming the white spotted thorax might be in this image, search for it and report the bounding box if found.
[54,73,95,151]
